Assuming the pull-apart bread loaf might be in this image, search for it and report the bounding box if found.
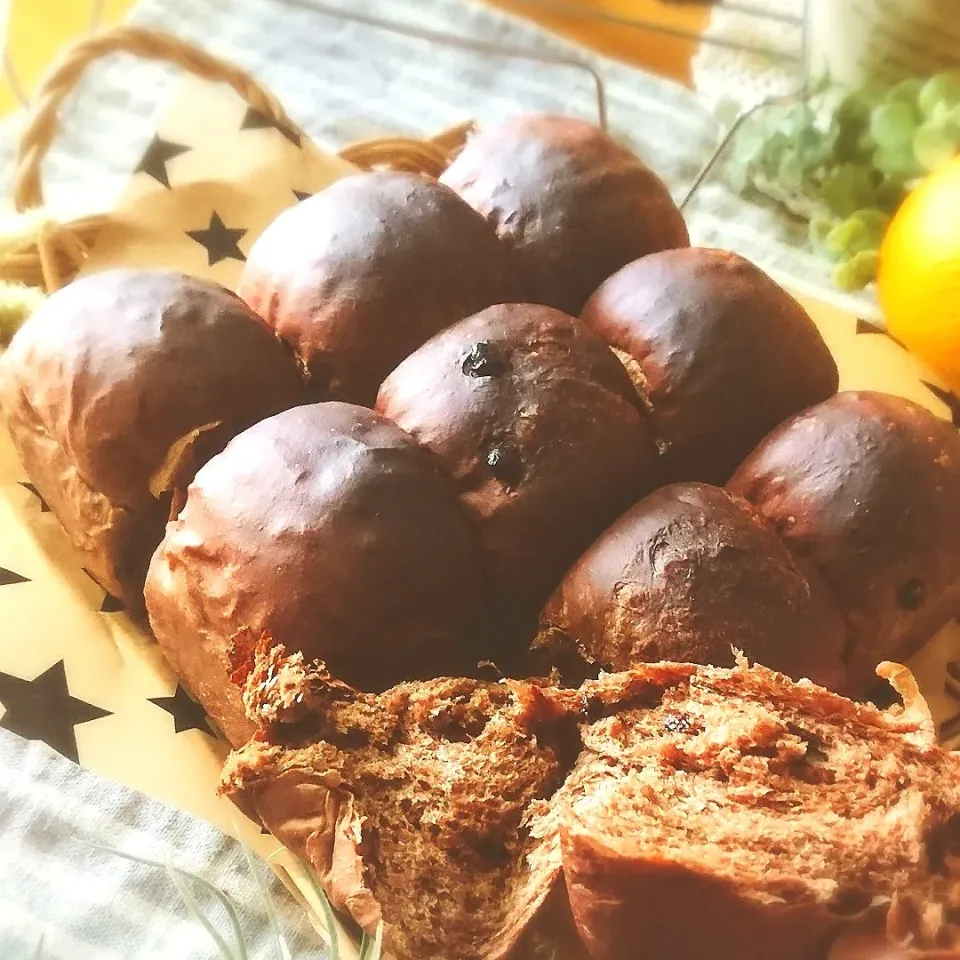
[0,268,304,610]
[579,248,839,484]
[377,302,662,641]
[238,171,519,407]
[439,114,689,316]
[534,482,847,692]
[221,643,960,960]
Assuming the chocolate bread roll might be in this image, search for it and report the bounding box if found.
[728,391,960,696]
[376,303,662,643]
[0,268,304,610]
[580,248,839,484]
[535,482,847,691]
[439,114,689,316]
[145,402,492,745]
[238,171,518,407]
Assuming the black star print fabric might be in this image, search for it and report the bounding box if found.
[855,317,884,336]
[0,662,111,763]
[240,106,302,147]
[150,685,216,737]
[923,382,960,428]
[0,73,358,844]
[187,212,247,266]
[18,482,49,512]
[0,565,29,586]
[135,135,191,189]
[77,72,355,291]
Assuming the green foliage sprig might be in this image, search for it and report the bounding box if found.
[725,70,960,292]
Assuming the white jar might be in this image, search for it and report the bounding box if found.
[807,0,960,86]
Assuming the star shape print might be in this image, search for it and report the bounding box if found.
[149,684,215,737]
[855,317,884,336]
[99,592,125,613]
[240,106,301,147]
[135,135,191,189]
[0,566,29,586]
[0,661,111,763]
[18,482,50,512]
[923,381,960,428]
[186,212,247,266]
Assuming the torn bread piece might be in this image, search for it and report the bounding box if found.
[558,661,960,960]
[219,636,583,960]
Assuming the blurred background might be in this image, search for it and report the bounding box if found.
[3,0,711,116]
[5,0,960,364]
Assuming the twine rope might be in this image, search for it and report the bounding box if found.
[5,24,471,291]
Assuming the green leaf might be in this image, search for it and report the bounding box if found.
[359,923,385,960]
[870,99,919,151]
[240,841,291,960]
[76,840,247,960]
[776,102,816,139]
[294,860,341,960]
[32,935,44,960]
[832,250,881,292]
[819,163,879,218]
[164,860,244,960]
[874,144,925,179]
[0,281,45,347]
[876,176,908,214]
[888,77,924,110]
[914,118,960,172]
[809,214,838,252]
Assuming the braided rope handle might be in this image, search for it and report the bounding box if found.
[6,24,472,290]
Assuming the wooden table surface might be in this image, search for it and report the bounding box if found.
[2,0,705,118]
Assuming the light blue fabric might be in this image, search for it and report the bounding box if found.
[0,729,322,960]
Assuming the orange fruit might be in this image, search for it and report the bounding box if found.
[878,157,960,393]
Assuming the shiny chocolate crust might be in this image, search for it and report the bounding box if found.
[0,268,304,608]
[535,482,847,691]
[238,171,518,407]
[145,402,492,745]
[376,303,662,640]
[439,114,689,316]
[728,391,960,696]
[580,248,839,484]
